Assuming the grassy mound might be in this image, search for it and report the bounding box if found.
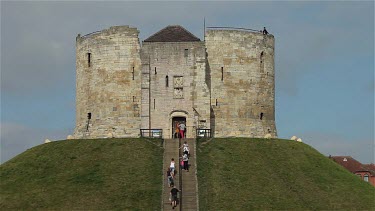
[0,138,163,210]
[197,138,375,210]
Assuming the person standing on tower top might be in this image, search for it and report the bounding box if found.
[263,27,268,35]
[179,122,186,139]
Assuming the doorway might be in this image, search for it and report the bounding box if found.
[172,117,186,138]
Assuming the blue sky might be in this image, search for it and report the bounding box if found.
[1,1,374,163]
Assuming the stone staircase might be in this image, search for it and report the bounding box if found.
[180,138,198,211]
[162,139,181,211]
[162,138,198,211]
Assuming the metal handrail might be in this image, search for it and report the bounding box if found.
[81,30,102,38]
[196,129,212,138]
[179,137,183,210]
[140,129,163,138]
[206,26,261,33]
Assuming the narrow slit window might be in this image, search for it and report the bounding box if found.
[216,99,218,106]
[133,96,135,102]
[154,67,157,75]
[221,67,224,81]
[260,112,264,120]
[166,75,169,87]
[184,49,188,57]
[132,67,135,80]
[87,112,92,119]
[87,53,91,67]
[153,99,156,110]
[260,52,264,73]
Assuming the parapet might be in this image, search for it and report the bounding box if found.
[206,26,274,37]
[76,25,139,43]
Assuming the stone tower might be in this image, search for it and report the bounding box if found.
[206,29,277,137]
[140,26,211,139]
[73,25,277,139]
[74,26,142,138]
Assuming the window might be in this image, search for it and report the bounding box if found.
[166,75,169,87]
[154,99,156,109]
[260,51,264,72]
[364,174,369,182]
[154,67,157,75]
[184,49,189,57]
[133,96,135,102]
[87,113,92,119]
[87,53,91,67]
[260,112,264,120]
[221,67,224,81]
[132,67,135,80]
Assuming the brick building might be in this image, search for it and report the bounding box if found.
[330,156,375,187]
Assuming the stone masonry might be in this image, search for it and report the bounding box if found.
[73,25,277,139]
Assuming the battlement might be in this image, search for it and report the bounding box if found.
[76,25,139,43]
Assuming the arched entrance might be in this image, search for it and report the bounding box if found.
[172,117,186,138]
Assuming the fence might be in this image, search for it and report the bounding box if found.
[196,129,212,138]
[140,129,163,138]
[206,26,261,33]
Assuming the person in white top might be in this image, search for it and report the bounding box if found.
[182,153,189,172]
[180,141,190,157]
[179,123,186,139]
[170,158,175,178]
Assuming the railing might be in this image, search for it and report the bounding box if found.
[179,136,183,210]
[196,129,212,138]
[81,30,102,38]
[206,26,261,33]
[140,129,163,138]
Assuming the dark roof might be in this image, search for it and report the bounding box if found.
[330,156,374,175]
[144,25,200,42]
[363,164,375,175]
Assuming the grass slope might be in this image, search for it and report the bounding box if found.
[197,138,375,210]
[0,138,163,210]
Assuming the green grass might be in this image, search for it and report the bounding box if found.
[0,138,163,210]
[197,138,375,210]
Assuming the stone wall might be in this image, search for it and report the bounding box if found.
[73,26,277,139]
[74,26,142,138]
[205,29,277,137]
[141,41,210,139]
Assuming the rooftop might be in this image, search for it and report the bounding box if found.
[330,156,374,175]
[144,25,200,42]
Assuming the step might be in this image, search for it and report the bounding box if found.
[163,138,199,211]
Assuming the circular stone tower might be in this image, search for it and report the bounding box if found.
[205,29,277,138]
[74,26,142,138]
